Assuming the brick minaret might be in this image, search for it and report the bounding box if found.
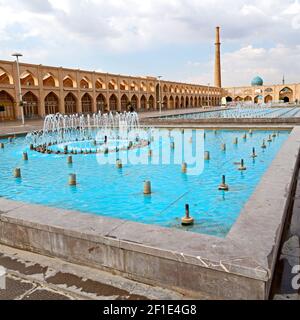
[214,26,222,88]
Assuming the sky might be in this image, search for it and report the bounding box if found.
[0,0,300,87]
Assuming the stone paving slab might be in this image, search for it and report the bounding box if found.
[0,244,191,300]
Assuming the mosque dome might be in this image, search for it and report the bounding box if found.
[251,76,263,86]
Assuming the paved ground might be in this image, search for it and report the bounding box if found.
[0,107,223,136]
[0,244,191,300]
[271,171,300,300]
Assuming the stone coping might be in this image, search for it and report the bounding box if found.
[0,126,300,299]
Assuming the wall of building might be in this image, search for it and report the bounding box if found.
[224,84,300,104]
[0,60,222,121]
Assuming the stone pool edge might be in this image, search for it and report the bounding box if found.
[0,126,299,299]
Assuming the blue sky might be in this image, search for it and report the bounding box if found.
[1,0,300,86]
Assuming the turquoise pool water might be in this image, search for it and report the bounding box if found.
[162,107,300,119]
[0,129,290,237]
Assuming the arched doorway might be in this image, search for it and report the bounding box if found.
[140,95,147,111]
[148,95,155,110]
[0,91,15,121]
[45,92,59,115]
[96,94,106,113]
[181,97,184,108]
[175,96,180,109]
[22,91,39,118]
[109,94,118,111]
[264,95,273,103]
[64,93,77,114]
[279,87,293,103]
[244,96,252,102]
[163,96,168,110]
[131,95,138,111]
[185,97,189,108]
[226,96,232,102]
[169,96,174,109]
[121,94,129,112]
[81,93,92,114]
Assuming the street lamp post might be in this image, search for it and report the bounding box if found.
[12,53,24,125]
[157,76,162,113]
[207,83,210,108]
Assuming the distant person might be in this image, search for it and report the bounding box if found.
[104,135,107,144]
[129,106,135,113]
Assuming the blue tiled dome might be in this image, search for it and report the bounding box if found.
[251,76,263,86]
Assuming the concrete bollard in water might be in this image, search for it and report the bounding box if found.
[116,159,122,169]
[251,147,257,158]
[221,143,226,151]
[30,144,34,150]
[218,175,229,191]
[243,133,247,140]
[204,151,210,160]
[238,159,247,171]
[181,162,187,173]
[181,204,194,226]
[267,135,272,142]
[170,141,175,149]
[233,137,238,145]
[0,143,4,149]
[148,149,153,157]
[69,174,76,186]
[67,156,73,164]
[143,181,151,195]
[14,168,21,178]
[249,129,253,135]
[22,152,28,161]
[261,140,267,149]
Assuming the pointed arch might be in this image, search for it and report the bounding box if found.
[149,83,154,93]
[109,94,118,111]
[22,91,39,118]
[190,97,194,107]
[108,79,117,91]
[0,90,15,120]
[279,87,293,103]
[64,92,77,114]
[234,96,243,102]
[244,96,252,102]
[120,80,129,91]
[63,75,76,88]
[185,96,189,108]
[148,95,155,110]
[96,93,106,112]
[20,71,38,86]
[140,82,147,92]
[175,96,180,109]
[43,73,59,87]
[163,96,168,110]
[45,92,59,115]
[140,95,147,111]
[131,94,138,110]
[0,67,14,85]
[81,93,92,113]
[163,84,168,93]
[96,78,106,90]
[169,96,174,109]
[80,77,91,89]
[181,96,184,108]
[264,95,272,103]
[121,94,129,111]
[130,81,138,91]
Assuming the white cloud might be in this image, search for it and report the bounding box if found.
[0,0,300,85]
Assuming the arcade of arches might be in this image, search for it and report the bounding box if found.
[0,60,222,121]
[224,85,300,104]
